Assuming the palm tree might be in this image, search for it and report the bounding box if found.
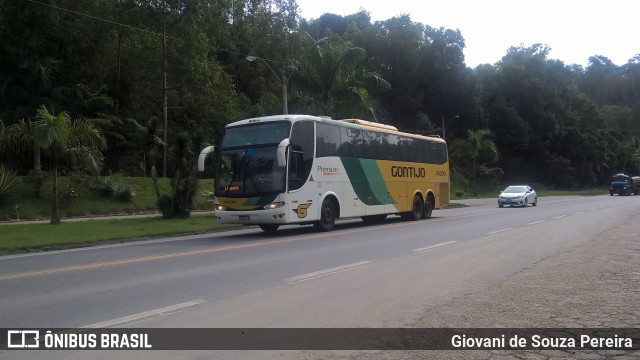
[466,129,499,184]
[0,120,20,203]
[31,105,106,224]
[0,119,4,147]
[450,129,499,194]
[2,118,42,170]
[293,42,390,120]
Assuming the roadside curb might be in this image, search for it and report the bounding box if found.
[0,211,215,225]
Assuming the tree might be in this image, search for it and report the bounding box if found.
[153,132,199,219]
[2,1,639,191]
[632,138,640,167]
[359,16,426,128]
[3,118,42,170]
[292,41,390,120]
[450,129,500,194]
[31,105,106,224]
[0,119,4,147]
[0,163,19,205]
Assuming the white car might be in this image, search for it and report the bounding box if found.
[498,185,537,207]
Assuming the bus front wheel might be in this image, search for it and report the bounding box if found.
[315,198,336,232]
[259,224,279,233]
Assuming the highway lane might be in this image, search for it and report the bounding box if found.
[0,195,638,331]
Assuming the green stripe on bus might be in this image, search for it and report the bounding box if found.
[340,158,394,206]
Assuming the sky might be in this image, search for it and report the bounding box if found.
[295,0,639,68]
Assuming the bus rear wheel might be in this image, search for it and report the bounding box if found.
[422,199,433,219]
[402,194,423,221]
[315,198,336,232]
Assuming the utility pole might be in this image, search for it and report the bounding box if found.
[162,0,168,177]
[281,59,288,114]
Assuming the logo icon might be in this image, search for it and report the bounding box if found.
[293,203,312,218]
[7,330,40,348]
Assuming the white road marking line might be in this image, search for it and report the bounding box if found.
[412,241,458,253]
[554,215,567,219]
[81,299,206,328]
[574,211,584,215]
[486,228,513,235]
[527,220,545,225]
[285,261,371,284]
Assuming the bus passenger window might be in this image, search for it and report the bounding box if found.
[339,127,363,158]
[316,123,339,157]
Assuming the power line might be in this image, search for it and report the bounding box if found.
[24,0,255,61]
[27,0,167,39]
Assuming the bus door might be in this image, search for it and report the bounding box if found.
[287,120,317,222]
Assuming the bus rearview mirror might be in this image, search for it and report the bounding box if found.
[277,138,290,167]
[198,145,217,172]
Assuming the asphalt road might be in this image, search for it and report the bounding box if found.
[1,195,639,359]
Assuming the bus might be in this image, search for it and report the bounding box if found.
[198,114,450,232]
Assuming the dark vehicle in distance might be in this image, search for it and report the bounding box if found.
[609,173,640,196]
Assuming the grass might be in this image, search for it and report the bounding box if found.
[451,180,607,199]
[0,174,237,252]
[0,175,215,221]
[0,214,237,252]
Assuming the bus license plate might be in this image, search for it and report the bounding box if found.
[239,215,250,221]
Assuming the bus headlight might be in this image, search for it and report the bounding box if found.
[263,201,285,210]
[214,204,227,211]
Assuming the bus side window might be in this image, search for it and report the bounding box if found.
[289,121,314,191]
[338,127,363,158]
[316,123,339,157]
[363,131,381,159]
[386,134,400,160]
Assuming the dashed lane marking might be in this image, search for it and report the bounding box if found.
[412,241,458,253]
[486,228,513,235]
[527,220,545,225]
[81,299,206,328]
[285,261,371,284]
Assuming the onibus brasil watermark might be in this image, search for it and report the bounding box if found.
[6,330,151,350]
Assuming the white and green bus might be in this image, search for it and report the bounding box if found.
[198,115,450,232]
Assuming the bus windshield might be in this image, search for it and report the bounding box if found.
[216,122,290,197]
[611,176,630,184]
[221,122,290,148]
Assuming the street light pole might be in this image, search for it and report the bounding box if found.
[442,114,460,140]
[246,36,328,115]
[246,56,287,113]
[281,59,288,114]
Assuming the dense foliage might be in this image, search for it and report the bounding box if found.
[1,0,639,189]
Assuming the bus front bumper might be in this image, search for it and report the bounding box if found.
[214,208,289,225]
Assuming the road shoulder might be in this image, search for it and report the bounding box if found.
[404,212,640,358]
